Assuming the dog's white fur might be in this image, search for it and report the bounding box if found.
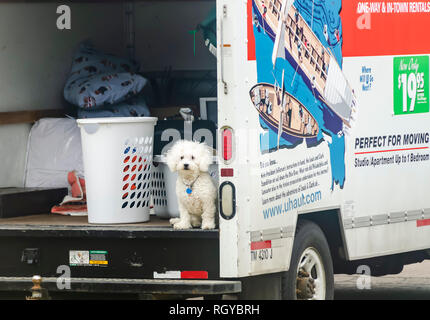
[165,140,216,230]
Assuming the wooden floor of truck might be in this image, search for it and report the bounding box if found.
[0,214,219,236]
[0,214,171,227]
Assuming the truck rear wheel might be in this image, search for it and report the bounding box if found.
[282,220,334,300]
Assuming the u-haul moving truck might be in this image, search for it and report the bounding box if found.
[217,0,430,299]
[0,0,429,300]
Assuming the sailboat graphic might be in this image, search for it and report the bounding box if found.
[250,82,319,143]
[253,0,356,127]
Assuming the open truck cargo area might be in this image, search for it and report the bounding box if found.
[1,0,430,300]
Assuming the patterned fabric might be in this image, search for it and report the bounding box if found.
[67,43,140,83]
[65,72,147,109]
[64,43,147,110]
[77,96,151,119]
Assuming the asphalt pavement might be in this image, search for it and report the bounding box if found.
[334,260,430,299]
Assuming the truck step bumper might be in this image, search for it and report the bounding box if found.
[0,276,241,296]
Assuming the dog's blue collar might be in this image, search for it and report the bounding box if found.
[182,175,200,196]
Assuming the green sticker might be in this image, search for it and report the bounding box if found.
[69,250,108,267]
[393,55,429,115]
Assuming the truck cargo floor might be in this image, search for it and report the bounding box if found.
[0,214,171,227]
[0,214,219,239]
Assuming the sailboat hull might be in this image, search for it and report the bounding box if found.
[250,83,319,143]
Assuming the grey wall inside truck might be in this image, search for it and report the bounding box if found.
[0,2,125,112]
[134,2,216,71]
[0,2,125,187]
[0,1,215,188]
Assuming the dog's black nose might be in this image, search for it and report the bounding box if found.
[183,163,189,170]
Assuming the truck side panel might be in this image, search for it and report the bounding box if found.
[219,0,430,277]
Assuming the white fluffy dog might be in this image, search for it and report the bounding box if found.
[165,140,217,230]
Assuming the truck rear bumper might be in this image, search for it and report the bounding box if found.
[0,276,241,296]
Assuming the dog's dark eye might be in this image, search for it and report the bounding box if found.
[191,156,195,160]
[180,156,184,160]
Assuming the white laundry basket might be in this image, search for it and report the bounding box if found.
[152,155,218,219]
[77,117,157,224]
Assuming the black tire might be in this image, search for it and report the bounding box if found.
[281,219,334,300]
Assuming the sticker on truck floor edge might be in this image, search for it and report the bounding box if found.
[69,250,109,267]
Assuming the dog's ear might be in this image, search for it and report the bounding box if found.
[197,143,213,172]
[165,140,182,173]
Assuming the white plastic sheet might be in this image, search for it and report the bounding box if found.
[25,118,84,188]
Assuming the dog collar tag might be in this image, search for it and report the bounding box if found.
[186,187,192,195]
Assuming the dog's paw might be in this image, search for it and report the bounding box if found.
[173,220,193,230]
[201,220,216,230]
[169,218,180,225]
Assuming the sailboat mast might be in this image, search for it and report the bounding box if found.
[277,69,285,149]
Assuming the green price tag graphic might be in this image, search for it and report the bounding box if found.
[393,55,429,115]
